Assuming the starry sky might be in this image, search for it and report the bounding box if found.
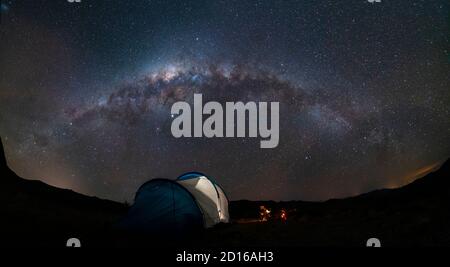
[0,0,449,202]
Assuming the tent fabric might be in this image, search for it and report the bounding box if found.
[177,176,221,227]
[119,172,229,234]
[216,185,229,223]
[177,172,230,227]
[118,179,203,234]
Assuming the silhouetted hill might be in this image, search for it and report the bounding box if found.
[1,137,449,247]
[211,159,450,247]
[0,138,127,247]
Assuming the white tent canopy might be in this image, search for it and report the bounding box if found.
[177,172,229,228]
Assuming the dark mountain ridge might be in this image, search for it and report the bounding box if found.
[1,138,449,247]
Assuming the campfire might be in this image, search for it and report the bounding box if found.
[280,209,287,222]
[259,206,288,222]
[259,205,271,222]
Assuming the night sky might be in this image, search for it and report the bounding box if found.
[0,0,449,202]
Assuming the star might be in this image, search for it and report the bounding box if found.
[0,0,448,202]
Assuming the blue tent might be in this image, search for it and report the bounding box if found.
[118,179,203,235]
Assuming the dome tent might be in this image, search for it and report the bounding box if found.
[118,179,204,235]
[176,172,229,227]
[118,173,229,234]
